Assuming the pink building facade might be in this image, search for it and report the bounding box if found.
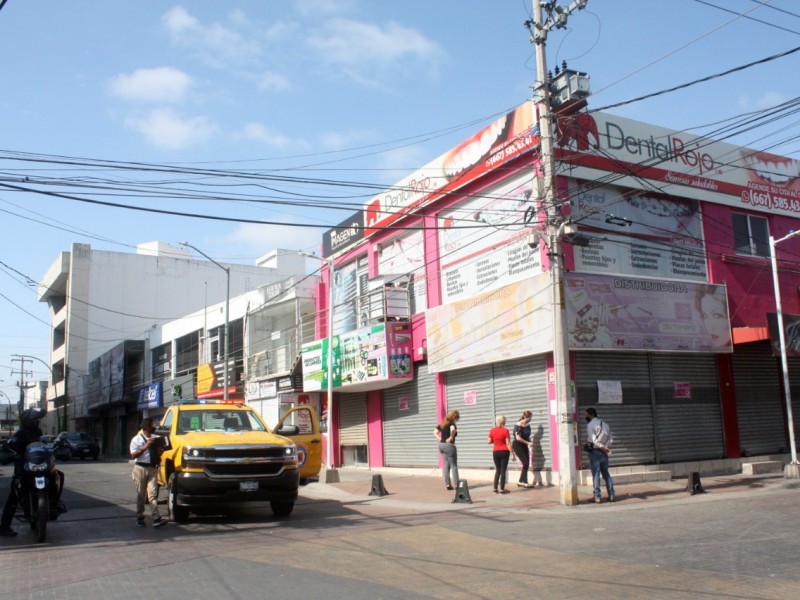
[302,101,800,476]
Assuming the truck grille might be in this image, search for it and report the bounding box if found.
[204,463,285,478]
[201,446,285,459]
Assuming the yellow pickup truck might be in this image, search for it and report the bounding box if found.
[155,400,321,522]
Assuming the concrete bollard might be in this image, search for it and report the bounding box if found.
[452,479,472,504]
[687,471,705,495]
[368,474,389,496]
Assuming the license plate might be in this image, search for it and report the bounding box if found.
[240,481,259,492]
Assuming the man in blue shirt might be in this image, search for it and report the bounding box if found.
[585,407,615,504]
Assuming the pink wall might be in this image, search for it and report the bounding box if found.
[703,204,800,327]
[366,390,383,467]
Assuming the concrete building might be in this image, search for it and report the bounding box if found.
[37,242,306,438]
[87,271,319,457]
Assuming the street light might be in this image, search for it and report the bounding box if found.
[296,250,337,473]
[769,232,799,467]
[179,242,231,402]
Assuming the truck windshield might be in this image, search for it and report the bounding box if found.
[177,410,267,434]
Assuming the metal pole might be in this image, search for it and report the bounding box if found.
[532,0,579,506]
[770,233,799,463]
[296,251,337,472]
[224,267,230,402]
[326,258,335,469]
[178,242,231,402]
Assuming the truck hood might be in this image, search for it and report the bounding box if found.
[179,431,291,446]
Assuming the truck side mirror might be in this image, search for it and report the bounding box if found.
[276,425,300,436]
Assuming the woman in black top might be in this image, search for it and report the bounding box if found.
[434,411,460,491]
[512,411,534,488]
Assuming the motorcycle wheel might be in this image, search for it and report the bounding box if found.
[167,473,189,524]
[34,491,48,543]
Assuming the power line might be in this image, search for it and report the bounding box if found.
[589,44,800,114]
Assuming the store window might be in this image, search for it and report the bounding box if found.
[378,230,427,314]
[732,212,769,258]
[332,256,369,335]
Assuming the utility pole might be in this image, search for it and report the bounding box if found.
[11,355,34,421]
[528,0,588,506]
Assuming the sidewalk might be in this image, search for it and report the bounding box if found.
[301,467,795,512]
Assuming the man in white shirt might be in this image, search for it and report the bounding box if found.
[585,407,615,504]
[130,417,166,528]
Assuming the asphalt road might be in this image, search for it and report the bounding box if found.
[1,460,798,599]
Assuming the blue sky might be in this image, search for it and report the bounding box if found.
[1,0,798,397]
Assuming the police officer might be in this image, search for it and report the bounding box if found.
[0,408,45,537]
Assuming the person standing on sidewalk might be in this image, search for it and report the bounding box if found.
[487,415,515,494]
[130,417,166,528]
[512,410,534,488]
[585,407,615,503]
[434,411,460,491]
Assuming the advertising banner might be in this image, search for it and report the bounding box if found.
[556,111,800,218]
[301,322,413,392]
[196,361,237,399]
[245,379,278,402]
[438,172,542,303]
[427,274,553,373]
[767,312,800,357]
[571,183,707,281]
[564,273,732,353]
[364,102,536,235]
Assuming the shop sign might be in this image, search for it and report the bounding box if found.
[137,382,162,410]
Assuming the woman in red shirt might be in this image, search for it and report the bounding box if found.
[487,415,515,494]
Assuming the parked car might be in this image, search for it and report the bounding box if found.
[40,434,72,460]
[56,431,100,460]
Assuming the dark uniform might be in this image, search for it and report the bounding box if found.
[0,409,45,536]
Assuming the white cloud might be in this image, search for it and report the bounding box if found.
[309,18,443,70]
[256,71,290,92]
[374,145,430,185]
[318,129,371,150]
[108,67,192,103]
[223,222,322,256]
[163,6,260,67]
[264,20,298,41]
[294,0,354,17]
[240,123,292,147]
[738,91,789,112]
[124,107,218,149]
[756,91,788,109]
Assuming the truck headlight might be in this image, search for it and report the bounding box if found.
[284,445,296,458]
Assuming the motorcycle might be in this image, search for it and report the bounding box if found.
[14,441,67,543]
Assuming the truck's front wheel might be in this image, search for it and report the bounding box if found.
[167,473,190,523]
[269,500,294,517]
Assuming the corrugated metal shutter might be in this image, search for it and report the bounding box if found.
[338,393,367,446]
[492,356,551,471]
[652,353,724,462]
[445,364,495,468]
[383,363,439,467]
[737,342,787,455]
[575,352,655,467]
[790,356,800,452]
